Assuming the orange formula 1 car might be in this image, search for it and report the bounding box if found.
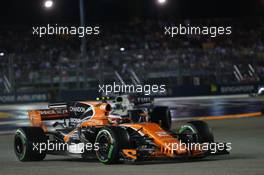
[14,98,230,164]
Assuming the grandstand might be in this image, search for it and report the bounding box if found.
[0,19,263,94]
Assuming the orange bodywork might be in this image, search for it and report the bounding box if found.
[28,101,112,141]
[120,122,204,159]
[79,102,111,127]
[121,123,188,158]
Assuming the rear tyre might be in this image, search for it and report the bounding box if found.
[150,106,171,130]
[14,127,47,161]
[179,120,214,143]
[95,126,130,164]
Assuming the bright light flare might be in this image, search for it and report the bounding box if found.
[44,0,54,9]
[157,0,167,5]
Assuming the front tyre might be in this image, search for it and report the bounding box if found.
[179,120,214,143]
[95,126,130,164]
[14,127,47,161]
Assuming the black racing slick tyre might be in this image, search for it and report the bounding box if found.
[179,120,214,143]
[14,127,47,161]
[150,106,172,130]
[95,126,130,164]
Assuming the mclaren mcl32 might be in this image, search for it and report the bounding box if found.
[14,97,230,164]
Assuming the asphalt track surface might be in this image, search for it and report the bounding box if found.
[0,117,263,175]
[0,96,264,175]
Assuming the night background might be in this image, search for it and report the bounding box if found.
[1,0,264,25]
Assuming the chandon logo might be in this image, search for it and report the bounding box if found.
[69,106,86,113]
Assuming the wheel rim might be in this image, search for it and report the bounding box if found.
[183,129,195,142]
[97,133,112,162]
[180,127,198,143]
[14,135,26,158]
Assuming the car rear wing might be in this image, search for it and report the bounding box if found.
[29,107,69,123]
[27,108,69,131]
[48,102,67,109]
